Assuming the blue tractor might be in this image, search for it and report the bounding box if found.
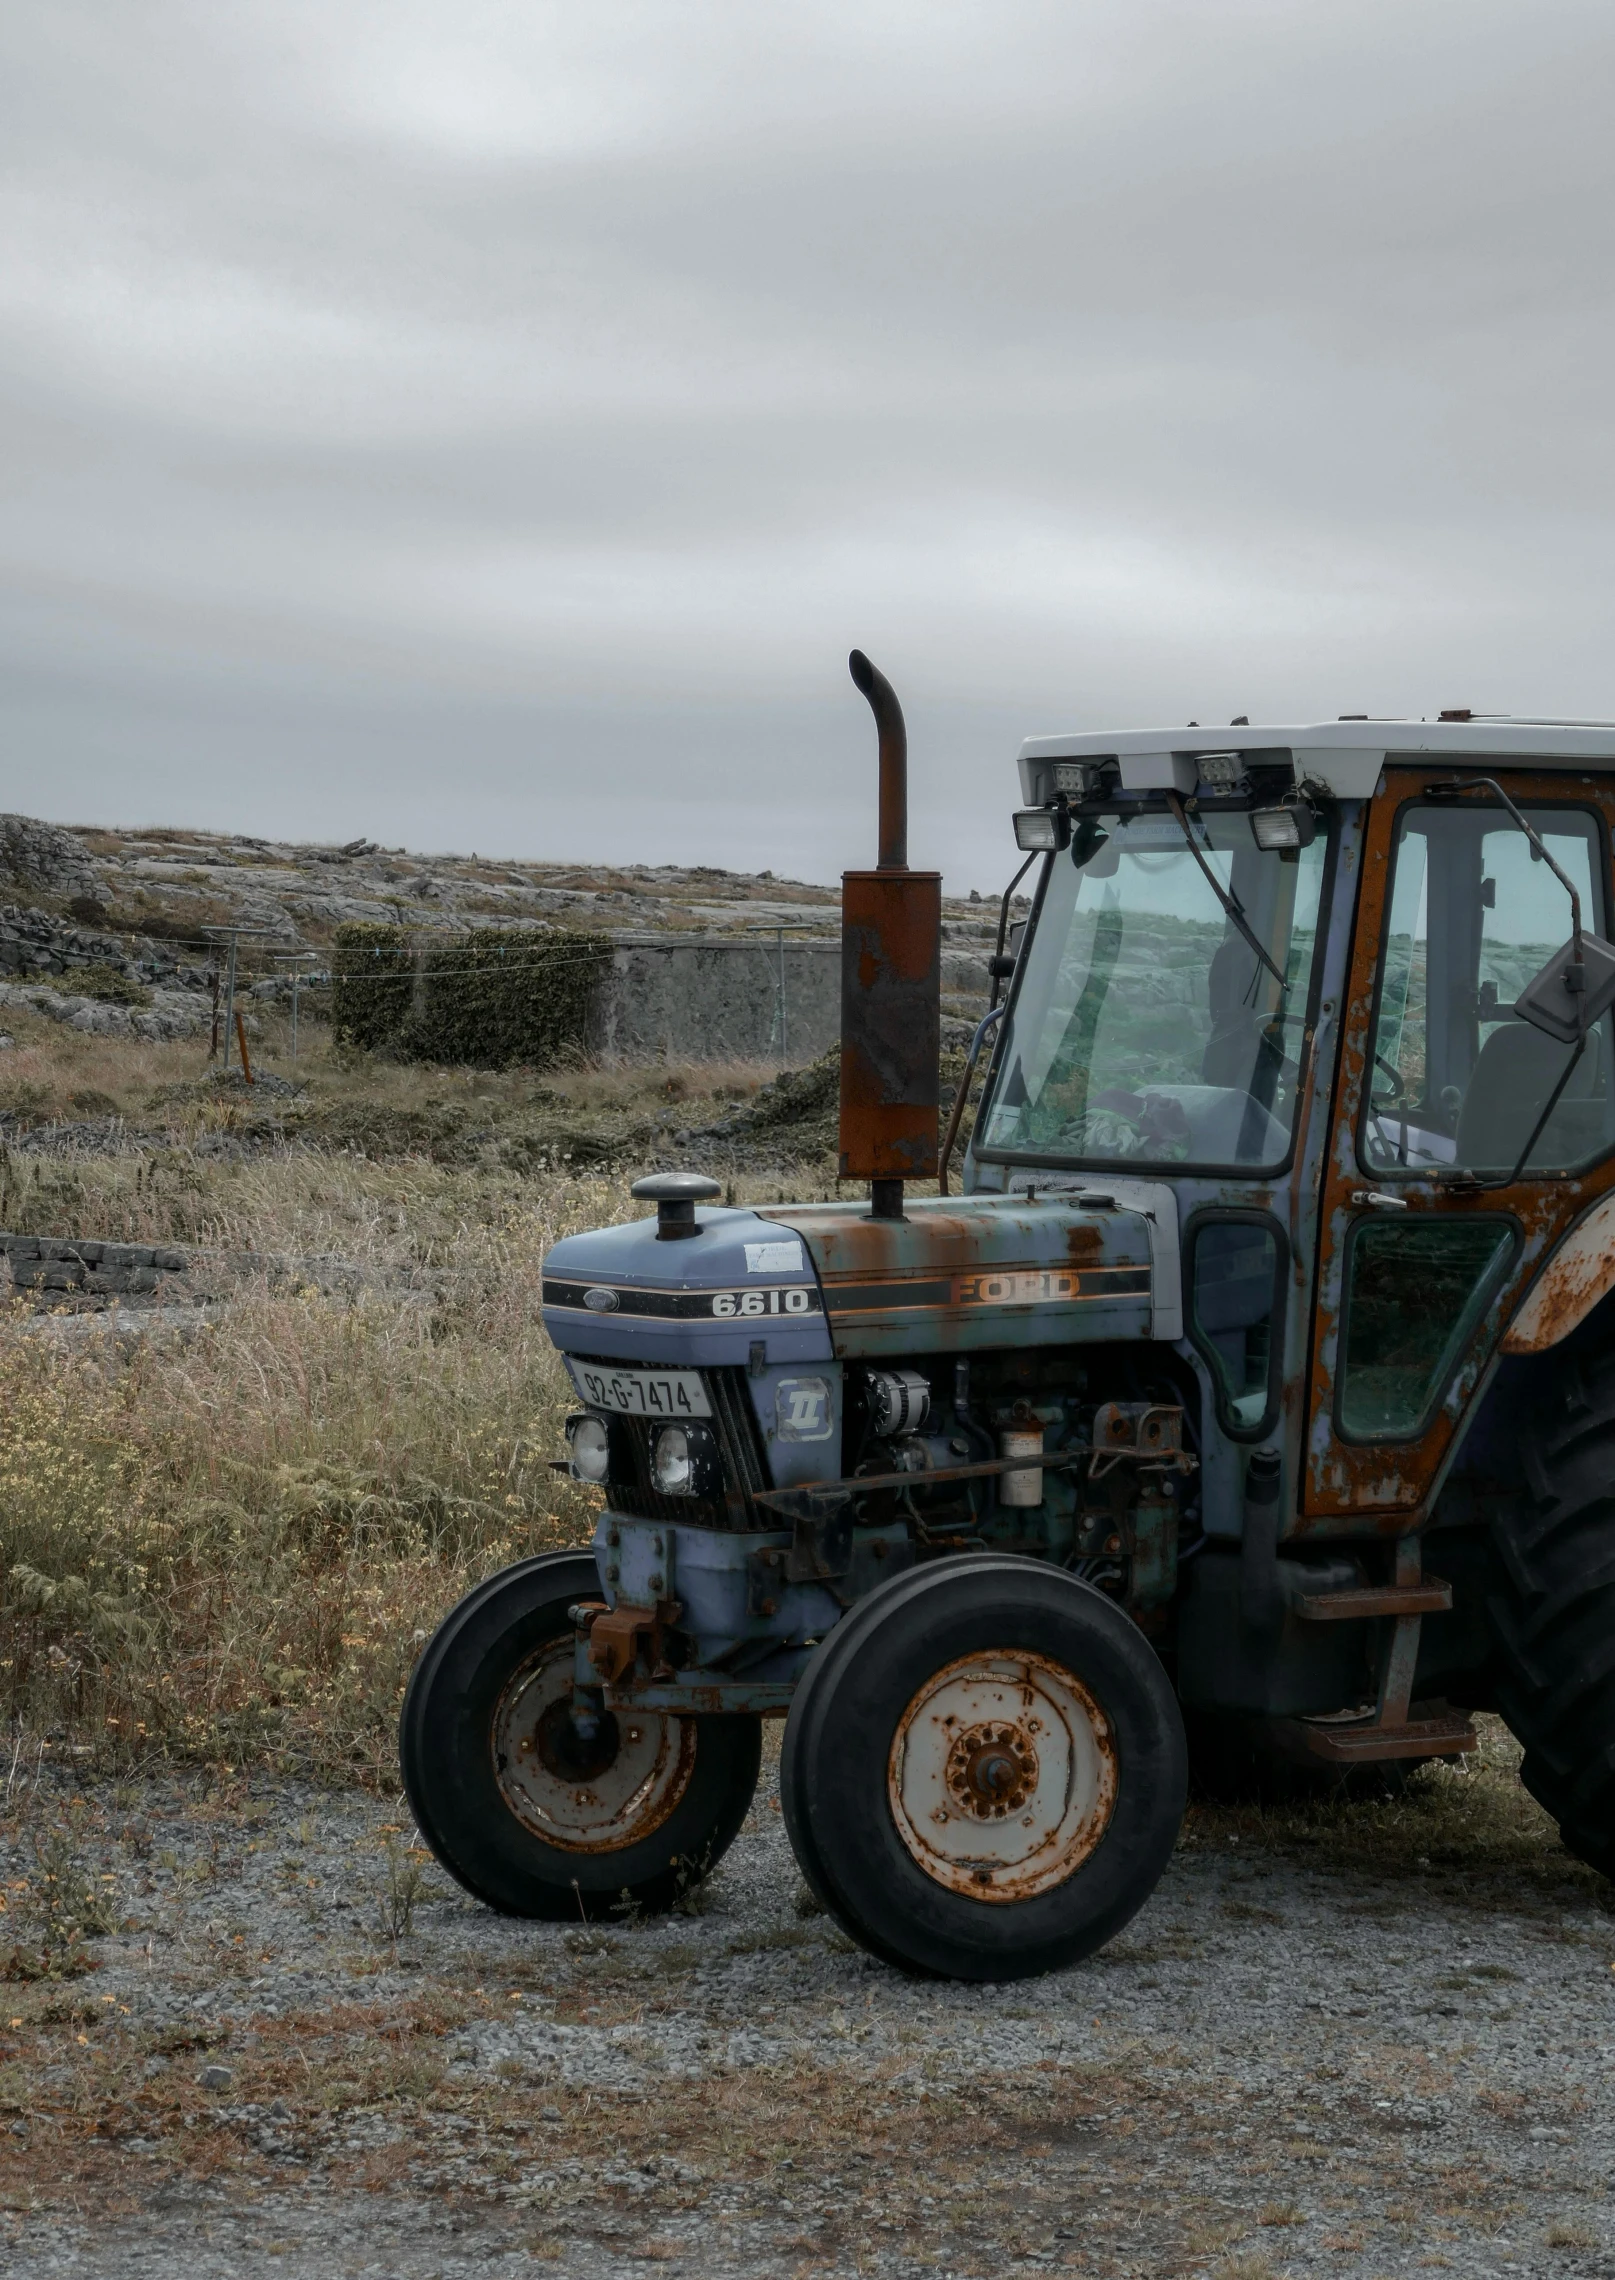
[404,658,1615,1978]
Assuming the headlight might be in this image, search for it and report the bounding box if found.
[652,1426,694,1496]
[567,1414,611,1483]
[1013,807,1068,853]
[651,1421,720,1498]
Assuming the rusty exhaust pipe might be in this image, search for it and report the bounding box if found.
[850,647,908,870]
[839,650,941,1221]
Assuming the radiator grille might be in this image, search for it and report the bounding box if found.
[707,1367,770,1498]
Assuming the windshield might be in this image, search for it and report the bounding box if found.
[978,810,1328,1169]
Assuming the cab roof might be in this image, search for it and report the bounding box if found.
[1017,715,1615,806]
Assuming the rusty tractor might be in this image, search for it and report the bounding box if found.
[403,662,1615,1979]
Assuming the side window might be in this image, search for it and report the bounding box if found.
[1188,1217,1283,1436]
[1364,802,1615,1175]
[1338,1218,1515,1439]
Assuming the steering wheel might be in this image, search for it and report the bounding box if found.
[1371,1052,1406,1108]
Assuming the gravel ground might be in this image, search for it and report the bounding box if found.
[1,1738,1612,2280]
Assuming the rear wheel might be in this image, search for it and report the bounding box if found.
[1490,1348,1615,1876]
[781,1557,1186,1980]
[401,1552,761,1917]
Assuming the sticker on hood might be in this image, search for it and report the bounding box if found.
[745,1240,805,1276]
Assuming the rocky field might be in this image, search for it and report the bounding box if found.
[0,811,1008,1053]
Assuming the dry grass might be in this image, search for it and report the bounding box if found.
[0,1007,1594,1920]
[0,999,788,1180]
[0,1012,857,1783]
[0,1169,618,1779]
[1184,1718,1605,1903]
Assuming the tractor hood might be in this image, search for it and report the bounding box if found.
[541,1185,1180,1370]
[760,1187,1178,1359]
[541,1206,836,1369]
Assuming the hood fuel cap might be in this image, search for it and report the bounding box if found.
[631,1171,722,1241]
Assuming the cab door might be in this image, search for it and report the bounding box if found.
[1302,766,1615,1531]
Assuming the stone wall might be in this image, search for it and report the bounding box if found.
[588,934,841,1064]
[0,902,211,992]
[1,1234,191,1301]
[0,1232,432,1308]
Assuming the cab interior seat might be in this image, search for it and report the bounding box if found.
[1454,1019,1614,1170]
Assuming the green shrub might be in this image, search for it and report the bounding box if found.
[331,923,610,1069]
[330,925,415,1050]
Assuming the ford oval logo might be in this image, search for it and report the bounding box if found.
[583,1286,619,1313]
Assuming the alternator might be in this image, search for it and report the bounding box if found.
[866,1367,930,1437]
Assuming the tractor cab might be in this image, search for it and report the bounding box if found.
[404,680,1615,1982]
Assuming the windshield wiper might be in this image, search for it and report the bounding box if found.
[1164,791,1287,991]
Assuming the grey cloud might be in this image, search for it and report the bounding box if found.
[5,1,1615,890]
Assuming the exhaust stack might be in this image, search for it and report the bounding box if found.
[839,650,942,1220]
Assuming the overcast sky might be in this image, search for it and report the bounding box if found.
[5,2,1615,892]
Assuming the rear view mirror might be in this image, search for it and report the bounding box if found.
[1514,930,1615,1044]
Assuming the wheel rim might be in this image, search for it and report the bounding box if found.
[492,1640,696,1854]
[887,1650,1118,1902]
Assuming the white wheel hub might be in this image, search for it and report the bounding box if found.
[887,1651,1117,1902]
[492,1639,695,1853]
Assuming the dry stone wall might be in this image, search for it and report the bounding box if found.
[0,1233,435,1307]
[0,1234,191,1301]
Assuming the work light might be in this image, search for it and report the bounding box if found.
[1013,808,1067,853]
[1251,805,1317,852]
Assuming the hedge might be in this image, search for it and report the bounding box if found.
[331,924,611,1068]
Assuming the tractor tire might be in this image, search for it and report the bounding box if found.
[401,1552,761,1919]
[781,1555,1186,1981]
[1489,1344,1615,1879]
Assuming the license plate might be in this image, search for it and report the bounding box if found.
[565,1359,712,1420]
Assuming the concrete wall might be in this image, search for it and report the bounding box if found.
[588,934,840,1065]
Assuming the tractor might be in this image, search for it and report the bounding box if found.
[402,656,1615,1981]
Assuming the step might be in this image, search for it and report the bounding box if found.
[1294,1577,1453,1622]
[1273,1703,1477,1766]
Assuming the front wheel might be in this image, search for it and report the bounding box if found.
[401,1552,761,1918]
[781,1556,1186,1981]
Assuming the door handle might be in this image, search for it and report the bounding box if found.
[1351,1190,1409,1210]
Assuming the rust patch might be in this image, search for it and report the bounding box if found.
[1064,1221,1105,1265]
[839,869,942,1181]
[492,1631,696,1855]
[587,1601,670,1685]
[1500,1190,1615,1352]
[885,1650,1119,1904]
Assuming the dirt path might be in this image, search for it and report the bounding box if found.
[1,1750,1611,2279]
